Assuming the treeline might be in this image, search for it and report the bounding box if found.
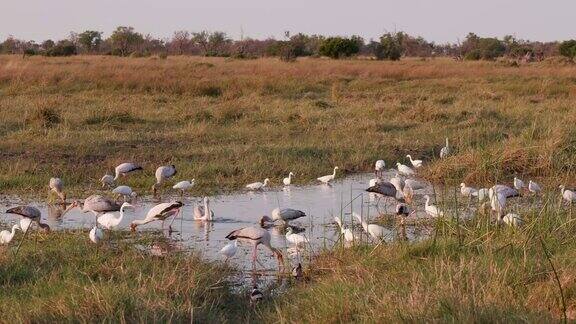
[1,27,575,62]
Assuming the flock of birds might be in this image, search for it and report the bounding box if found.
[3,137,576,281]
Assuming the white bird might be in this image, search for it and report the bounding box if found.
[424,195,444,217]
[152,165,177,196]
[317,167,339,184]
[89,226,104,244]
[440,138,450,159]
[477,188,490,202]
[406,155,423,168]
[396,163,415,176]
[389,173,405,192]
[219,240,238,261]
[404,179,425,190]
[225,226,284,269]
[131,201,183,232]
[193,197,214,221]
[19,218,32,234]
[285,227,309,246]
[173,179,195,195]
[559,185,576,204]
[112,185,137,200]
[0,224,20,244]
[49,177,66,202]
[353,212,386,242]
[460,183,478,197]
[375,160,385,177]
[283,172,295,186]
[246,178,270,191]
[489,185,520,200]
[501,213,524,227]
[513,177,525,190]
[101,174,114,188]
[528,180,541,194]
[333,217,355,243]
[369,178,381,187]
[114,162,143,180]
[97,202,134,230]
[490,192,507,217]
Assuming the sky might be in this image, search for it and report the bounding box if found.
[1,0,574,43]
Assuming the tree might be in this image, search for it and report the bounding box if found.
[78,30,103,53]
[109,26,143,56]
[207,31,231,56]
[559,40,576,59]
[378,33,402,60]
[192,31,209,55]
[170,30,190,55]
[45,40,77,56]
[318,37,360,59]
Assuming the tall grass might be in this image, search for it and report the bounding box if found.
[1,55,575,198]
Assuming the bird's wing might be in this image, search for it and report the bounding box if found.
[6,206,41,219]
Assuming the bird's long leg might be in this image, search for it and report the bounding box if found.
[252,244,258,270]
[168,209,181,232]
[13,225,31,258]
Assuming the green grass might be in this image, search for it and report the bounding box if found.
[0,231,245,322]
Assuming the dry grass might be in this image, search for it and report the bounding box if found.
[1,55,576,197]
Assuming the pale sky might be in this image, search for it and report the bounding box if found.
[1,0,573,43]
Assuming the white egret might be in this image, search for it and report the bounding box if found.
[283,172,295,186]
[396,163,415,176]
[97,202,134,230]
[246,178,270,191]
[424,195,444,217]
[406,155,423,168]
[0,224,20,244]
[285,227,309,246]
[375,160,385,177]
[440,138,450,158]
[460,183,478,197]
[89,226,104,244]
[333,217,355,243]
[353,212,386,242]
[219,240,238,261]
[528,180,541,194]
[173,179,195,195]
[317,167,338,184]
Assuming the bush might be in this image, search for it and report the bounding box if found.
[559,40,576,58]
[45,40,77,57]
[464,50,481,60]
[378,33,402,60]
[318,37,359,59]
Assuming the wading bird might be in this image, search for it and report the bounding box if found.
[246,178,270,191]
[396,163,415,176]
[259,208,307,227]
[193,197,214,221]
[101,174,114,188]
[250,286,263,305]
[82,195,121,221]
[375,160,385,177]
[97,202,134,230]
[112,185,137,201]
[406,155,423,168]
[440,138,450,158]
[528,180,541,194]
[173,179,195,196]
[460,183,478,197]
[131,201,183,232]
[333,217,355,243]
[219,240,238,261]
[559,185,576,204]
[0,224,20,244]
[152,165,177,196]
[49,177,66,202]
[366,181,403,201]
[396,203,415,225]
[114,162,143,181]
[404,179,425,190]
[390,173,405,192]
[6,206,50,232]
[353,212,386,242]
[317,167,338,184]
[292,263,303,280]
[513,177,525,190]
[283,172,294,186]
[89,226,104,244]
[424,195,444,217]
[489,185,520,200]
[285,227,309,247]
[225,226,284,269]
[500,213,524,227]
